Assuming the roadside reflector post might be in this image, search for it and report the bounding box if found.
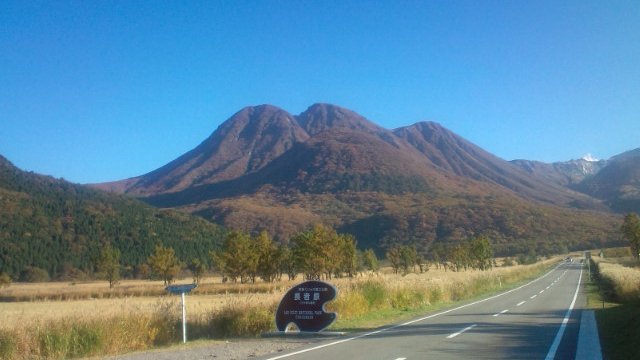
[165,284,198,343]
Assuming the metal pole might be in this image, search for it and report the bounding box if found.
[181,292,186,343]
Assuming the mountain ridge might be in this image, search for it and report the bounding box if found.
[87,103,635,253]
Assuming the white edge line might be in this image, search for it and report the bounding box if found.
[544,266,583,360]
[265,263,562,360]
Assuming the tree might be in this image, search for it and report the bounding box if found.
[449,244,469,272]
[362,248,379,272]
[0,273,11,288]
[211,231,257,283]
[386,246,401,274]
[187,258,206,285]
[339,234,358,278]
[279,246,298,281]
[469,236,493,271]
[254,231,280,283]
[147,245,182,285]
[19,266,50,282]
[621,213,640,261]
[96,246,121,289]
[430,243,445,270]
[399,245,417,275]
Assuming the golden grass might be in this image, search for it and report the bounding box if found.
[592,257,640,303]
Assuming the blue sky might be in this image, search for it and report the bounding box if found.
[1,0,639,184]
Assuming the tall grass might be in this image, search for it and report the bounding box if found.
[592,258,640,303]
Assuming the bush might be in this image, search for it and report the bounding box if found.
[0,329,16,360]
[357,280,387,309]
[0,273,11,288]
[208,304,274,338]
[19,266,50,282]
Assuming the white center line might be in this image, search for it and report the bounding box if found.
[517,301,526,306]
[447,324,477,339]
[394,358,407,360]
[493,309,509,317]
[531,294,537,299]
[539,290,545,294]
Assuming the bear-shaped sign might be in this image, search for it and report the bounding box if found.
[275,280,337,332]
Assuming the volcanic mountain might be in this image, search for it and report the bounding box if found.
[94,103,622,254]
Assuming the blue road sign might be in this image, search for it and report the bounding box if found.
[165,284,197,294]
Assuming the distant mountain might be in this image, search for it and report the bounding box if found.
[511,157,607,188]
[93,103,625,255]
[575,149,640,212]
[0,155,225,279]
[512,150,640,213]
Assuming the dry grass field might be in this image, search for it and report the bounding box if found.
[0,258,563,359]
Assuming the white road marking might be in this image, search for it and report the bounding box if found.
[265,264,563,360]
[493,309,509,317]
[539,290,544,294]
[517,301,525,306]
[530,294,537,299]
[544,267,583,360]
[394,358,407,360]
[447,324,477,339]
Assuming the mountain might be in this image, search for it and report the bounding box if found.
[0,155,226,279]
[575,149,640,212]
[393,122,602,209]
[512,151,640,213]
[94,104,624,255]
[95,105,309,196]
[511,157,607,188]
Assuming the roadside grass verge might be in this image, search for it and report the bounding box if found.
[588,258,640,360]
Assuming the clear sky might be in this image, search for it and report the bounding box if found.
[1,0,639,184]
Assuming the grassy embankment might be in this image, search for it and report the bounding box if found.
[586,251,640,360]
[0,258,560,360]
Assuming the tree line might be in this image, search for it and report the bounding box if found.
[89,226,501,288]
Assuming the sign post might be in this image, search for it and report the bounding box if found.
[165,284,197,343]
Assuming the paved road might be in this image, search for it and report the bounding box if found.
[258,261,586,360]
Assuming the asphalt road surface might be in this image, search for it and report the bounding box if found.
[258,261,587,360]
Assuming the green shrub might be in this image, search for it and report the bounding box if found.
[357,280,387,309]
[19,266,50,283]
[0,329,16,360]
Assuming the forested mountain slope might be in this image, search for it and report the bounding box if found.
[0,155,226,279]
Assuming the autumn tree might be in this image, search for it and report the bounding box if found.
[430,243,445,270]
[0,273,11,288]
[254,231,280,282]
[339,234,358,278]
[147,245,182,285]
[187,258,206,284]
[386,245,401,274]
[621,212,640,261]
[96,245,121,289]
[211,231,257,283]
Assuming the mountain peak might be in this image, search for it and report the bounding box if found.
[296,103,384,135]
